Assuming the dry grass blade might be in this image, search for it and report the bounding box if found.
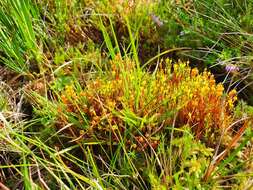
[203,121,249,181]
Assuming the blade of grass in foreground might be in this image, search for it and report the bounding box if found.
[22,155,33,190]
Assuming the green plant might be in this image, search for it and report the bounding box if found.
[0,1,253,189]
[155,0,253,104]
[0,0,43,74]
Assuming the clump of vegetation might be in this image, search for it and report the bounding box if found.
[0,0,252,189]
[45,57,242,148]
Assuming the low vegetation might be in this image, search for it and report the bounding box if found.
[0,0,252,189]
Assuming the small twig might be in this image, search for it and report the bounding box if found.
[35,160,50,190]
[151,120,165,136]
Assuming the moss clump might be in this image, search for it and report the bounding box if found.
[56,58,244,148]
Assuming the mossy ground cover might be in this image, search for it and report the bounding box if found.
[0,0,253,189]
